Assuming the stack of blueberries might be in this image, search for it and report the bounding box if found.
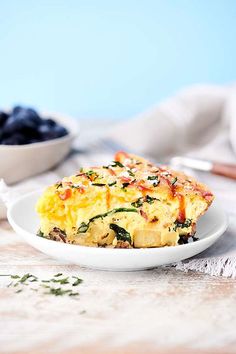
[0,106,68,145]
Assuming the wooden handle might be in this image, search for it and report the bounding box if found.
[212,162,236,180]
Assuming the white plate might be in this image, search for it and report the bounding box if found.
[7,191,228,271]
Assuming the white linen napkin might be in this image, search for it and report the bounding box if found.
[1,84,236,277]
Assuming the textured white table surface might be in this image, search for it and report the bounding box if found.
[1,218,236,354]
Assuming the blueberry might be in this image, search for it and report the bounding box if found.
[12,106,41,124]
[25,108,42,125]
[1,106,68,145]
[38,124,68,141]
[0,111,9,128]
[38,123,57,141]
[1,133,26,145]
[4,109,40,135]
[12,106,23,115]
[14,108,40,127]
[53,125,68,138]
[44,118,57,127]
[2,116,24,135]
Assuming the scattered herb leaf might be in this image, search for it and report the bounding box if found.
[44,287,72,296]
[20,274,32,283]
[54,273,63,277]
[72,276,83,286]
[11,275,20,279]
[2,273,83,298]
[69,292,79,296]
[51,277,69,285]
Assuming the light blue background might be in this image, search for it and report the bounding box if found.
[0,0,235,120]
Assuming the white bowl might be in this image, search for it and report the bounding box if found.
[0,112,79,184]
[7,190,228,271]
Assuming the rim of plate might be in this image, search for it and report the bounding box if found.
[7,190,228,254]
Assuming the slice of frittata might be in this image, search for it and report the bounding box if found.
[36,152,214,248]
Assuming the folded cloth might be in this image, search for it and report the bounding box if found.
[107,84,234,159]
[1,84,236,277]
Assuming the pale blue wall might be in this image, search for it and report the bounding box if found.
[0,0,235,119]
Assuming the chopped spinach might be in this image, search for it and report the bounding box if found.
[91,183,106,187]
[109,223,131,244]
[111,161,124,168]
[108,181,117,187]
[85,170,99,180]
[89,207,137,223]
[78,222,89,233]
[128,169,135,177]
[171,177,178,185]
[131,197,143,208]
[147,175,158,180]
[131,195,159,208]
[145,195,159,204]
[78,208,137,233]
[103,161,124,169]
[92,182,117,187]
[174,218,192,231]
[37,230,44,237]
